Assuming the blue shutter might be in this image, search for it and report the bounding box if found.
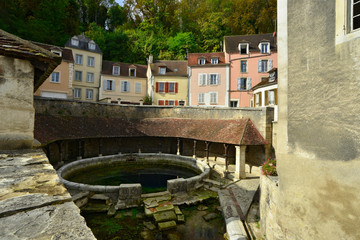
[127,82,130,92]
[121,81,124,92]
[258,60,262,72]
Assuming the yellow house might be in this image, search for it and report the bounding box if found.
[65,34,102,102]
[34,43,74,99]
[100,61,147,104]
[147,56,188,106]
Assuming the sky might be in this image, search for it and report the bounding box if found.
[115,0,124,6]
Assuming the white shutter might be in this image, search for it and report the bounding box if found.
[121,81,124,92]
[247,77,252,90]
[112,80,115,91]
[217,74,220,85]
[198,74,202,86]
[268,59,273,70]
[127,82,130,92]
[104,80,107,90]
[258,60,262,72]
[237,78,241,90]
[207,74,210,85]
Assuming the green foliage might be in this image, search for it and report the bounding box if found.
[0,0,277,63]
[143,95,152,105]
[261,158,277,176]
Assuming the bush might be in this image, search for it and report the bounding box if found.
[143,95,152,105]
[261,158,277,176]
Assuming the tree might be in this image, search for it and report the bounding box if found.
[168,32,197,59]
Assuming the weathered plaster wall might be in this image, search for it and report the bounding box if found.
[263,0,360,239]
[0,56,34,150]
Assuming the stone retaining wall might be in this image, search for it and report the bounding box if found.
[58,153,210,202]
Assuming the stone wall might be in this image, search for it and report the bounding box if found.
[0,56,35,149]
[268,0,360,239]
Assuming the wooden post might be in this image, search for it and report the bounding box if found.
[158,138,162,153]
[224,144,229,172]
[205,141,211,163]
[193,140,197,158]
[57,141,63,164]
[118,138,121,154]
[98,138,103,156]
[177,138,180,155]
[77,140,82,160]
[138,143,142,153]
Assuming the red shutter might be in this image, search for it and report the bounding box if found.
[175,100,178,106]
[165,100,169,105]
[175,82,178,93]
[158,100,164,105]
[156,82,159,92]
[165,82,169,93]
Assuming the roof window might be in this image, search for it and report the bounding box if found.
[71,37,79,46]
[239,43,249,54]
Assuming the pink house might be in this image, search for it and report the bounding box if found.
[188,53,229,107]
[224,33,277,107]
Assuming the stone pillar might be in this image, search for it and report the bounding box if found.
[193,140,197,158]
[205,141,211,163]
[98,138,103,157]
[177,138,180,155]
[261,90,265,107]
[235,145,246,179]
[224,144,229,172]
[77,140,82,160]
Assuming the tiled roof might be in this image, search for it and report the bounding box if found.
[34,115,266,146]
[150,60,188,76]
[0,29,61,91]
[224,33,277,53]
[188,52,226,66]
[102,60,147,78]
[65,34,102,54]
[33,42,74,62]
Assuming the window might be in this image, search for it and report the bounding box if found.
[86,89,93,99]
[198,58,206,65]
[88,42,96,50]
[50,72,60,83]
[179,100,185,106]
[75,54,83,64]
[260,42,270,54]
[105,80,114,91]
[237,77,251,90]
[87,56,95,67]
[113,66,120,75]
[74,88,81,98]
[168,100,175,106]
[240,60,247,73]
[71,37,79,46]
[255,94,260,107]
[210,92,217,104]
[129,68,136,77]
[198,93,205,104]
[51,50,62,56]
[169,82,175,93]
[75,71,82,81]
[159,67,166,74]
[135,82,142,93]
[121,81,130,92]
[86,73,94,82]
[209,74,219,85]
[211,58,218,64]
[239,43,249,54]
[258,59,273,72]
[198,73,207,86]
[158,82,165,92]
[352,0,360,31]
[230,101,238,107]
[269,90,275,105]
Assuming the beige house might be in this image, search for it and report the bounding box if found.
[147,56,188,106]
[100,61,147,104]
[34,43,74,99]
[65,34,102,102]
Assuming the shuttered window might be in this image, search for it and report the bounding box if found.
[121,81,130,92]
[198,93,205,104]
[353,0,360,30]
[198,74,207,86]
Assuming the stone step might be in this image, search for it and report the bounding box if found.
[174,206,182,215]
[82,203,109,213]
[153,210,177,223]
[72,191,90,201]
[158,220,177,231]
[203,179,222,187]
[141,191,170,198]
[90,194,109,201]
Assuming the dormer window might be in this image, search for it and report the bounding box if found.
[113,66,120,76]
[71,37,79,46]
[129,68,136,77]
[239,43,249,54]
[211,58,219,64]
[88,41,96,50]
[51,50,62,57]
[260,42,270,54]
[198,58,206,65]
[159,67,166,75]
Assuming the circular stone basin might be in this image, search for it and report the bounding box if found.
[58,153,210,194]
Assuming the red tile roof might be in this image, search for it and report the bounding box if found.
[188,52,226,66]
[34,115,266,146]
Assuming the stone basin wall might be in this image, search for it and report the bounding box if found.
[58,153,210,202]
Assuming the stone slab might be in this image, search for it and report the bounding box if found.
[203,213,218,221]
[155,202,174,212]
[174,206,182,215]
[143,221,156,230]
[177,214,185,222]
[153,211,177,223]
[90,194,109,201]
[158,220,177,231]
[0,202,95,240]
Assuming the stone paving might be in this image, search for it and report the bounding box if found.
[0,150,95,240]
